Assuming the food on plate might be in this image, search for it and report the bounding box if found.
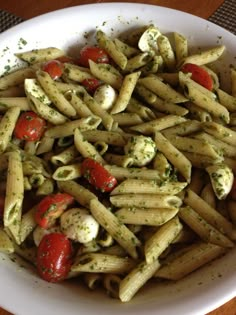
[0,24,235,303]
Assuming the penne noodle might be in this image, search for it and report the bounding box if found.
[0,97,30,111]
[111,179,187,195]
[0,67,35,90]
[28,93,68,125]
[111,71,141,114]
[52,163,82,181]
[0,228,14,254]
[174,32,188,64]
[144,216,183,263]
[89,60,123,90]
[90,199,141,259]
[67,92,94,118]
[110,194,182,209]
[154,131,192,183]
[71,253,135,274]
[96,30,128,70]
[130,115,186,135]
[36,70,77,118]
[82,130,126,146]
[45,116,101,139]
[157,35,176,70]
[4,151,24,227]
[202,121,236,146]
[20,207,37,243]
[119,259,161,302]
[58,180,97,208]
[139,76,188,103]
[74,128,105,164]
[50,145,78,165]
[63,63,93,82]
[184,189,233,238]
[0,106,20,153]
[179,206,233,248]
[127,97,156,121]
[115,207,179,226]
[155,242,227,280]
[16,47,65,63]
[180,45,225,67]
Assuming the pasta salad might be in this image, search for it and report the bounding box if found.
[0,24,235,302]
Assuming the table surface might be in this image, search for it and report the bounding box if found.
[0,0,235,314]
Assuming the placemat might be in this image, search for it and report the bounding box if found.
[0,0,235,34]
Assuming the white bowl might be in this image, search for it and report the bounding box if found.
[0,3,235,315]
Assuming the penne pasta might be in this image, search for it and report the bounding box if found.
[119,259,161,302]
[16,47,65,64]
[111,71,141,114]
[155,242,227,280]
[90,199,141,259]
[154,131,192,183]
[110,194,182,209]
[0,106,20,153]
[144,216,183,263]
[71,253,135,274]
[111,179,187,195]
[4,151,24,227]
[115,207,179,226]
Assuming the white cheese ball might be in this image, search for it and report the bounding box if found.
[124,135,156,167]
[206,164,234,200]
[93,84,117,110]
[60,208,99,244]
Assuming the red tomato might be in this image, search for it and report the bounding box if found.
[81,78,101,95]
[77,46,110,68]
[37,232,72,282]
[14,111,46,141]
[35,193,74,229]
[230,179,236,200]
[56,56,75,64]
[41,60,64,80]
[181,63,213,90]
[81,158,117,192]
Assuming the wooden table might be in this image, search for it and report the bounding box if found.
[0,0,235,314]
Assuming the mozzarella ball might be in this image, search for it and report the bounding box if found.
[124,135,156,166]
[94,84,117,110]
[60,208,99,243]
[206,164,234,200]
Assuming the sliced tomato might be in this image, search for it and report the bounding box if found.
[81,158,117,192]
[35,193,74,229]
[14,111,46,141]
[41,60,64,80]
[77,46,110,68]
[56,56,75,64]
[81,78,101,95]
[37,232,72,282]
[181,63,213,90]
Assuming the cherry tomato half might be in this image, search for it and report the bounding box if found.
[35,193,74,229]
[56,56,75,64]
[37,232,72,282]
[81,78,101,95]
[41,60,64,80]
[181,63,213,90]
[77,46,110,68]
[14,111,46,141]
[81,158,117,192]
